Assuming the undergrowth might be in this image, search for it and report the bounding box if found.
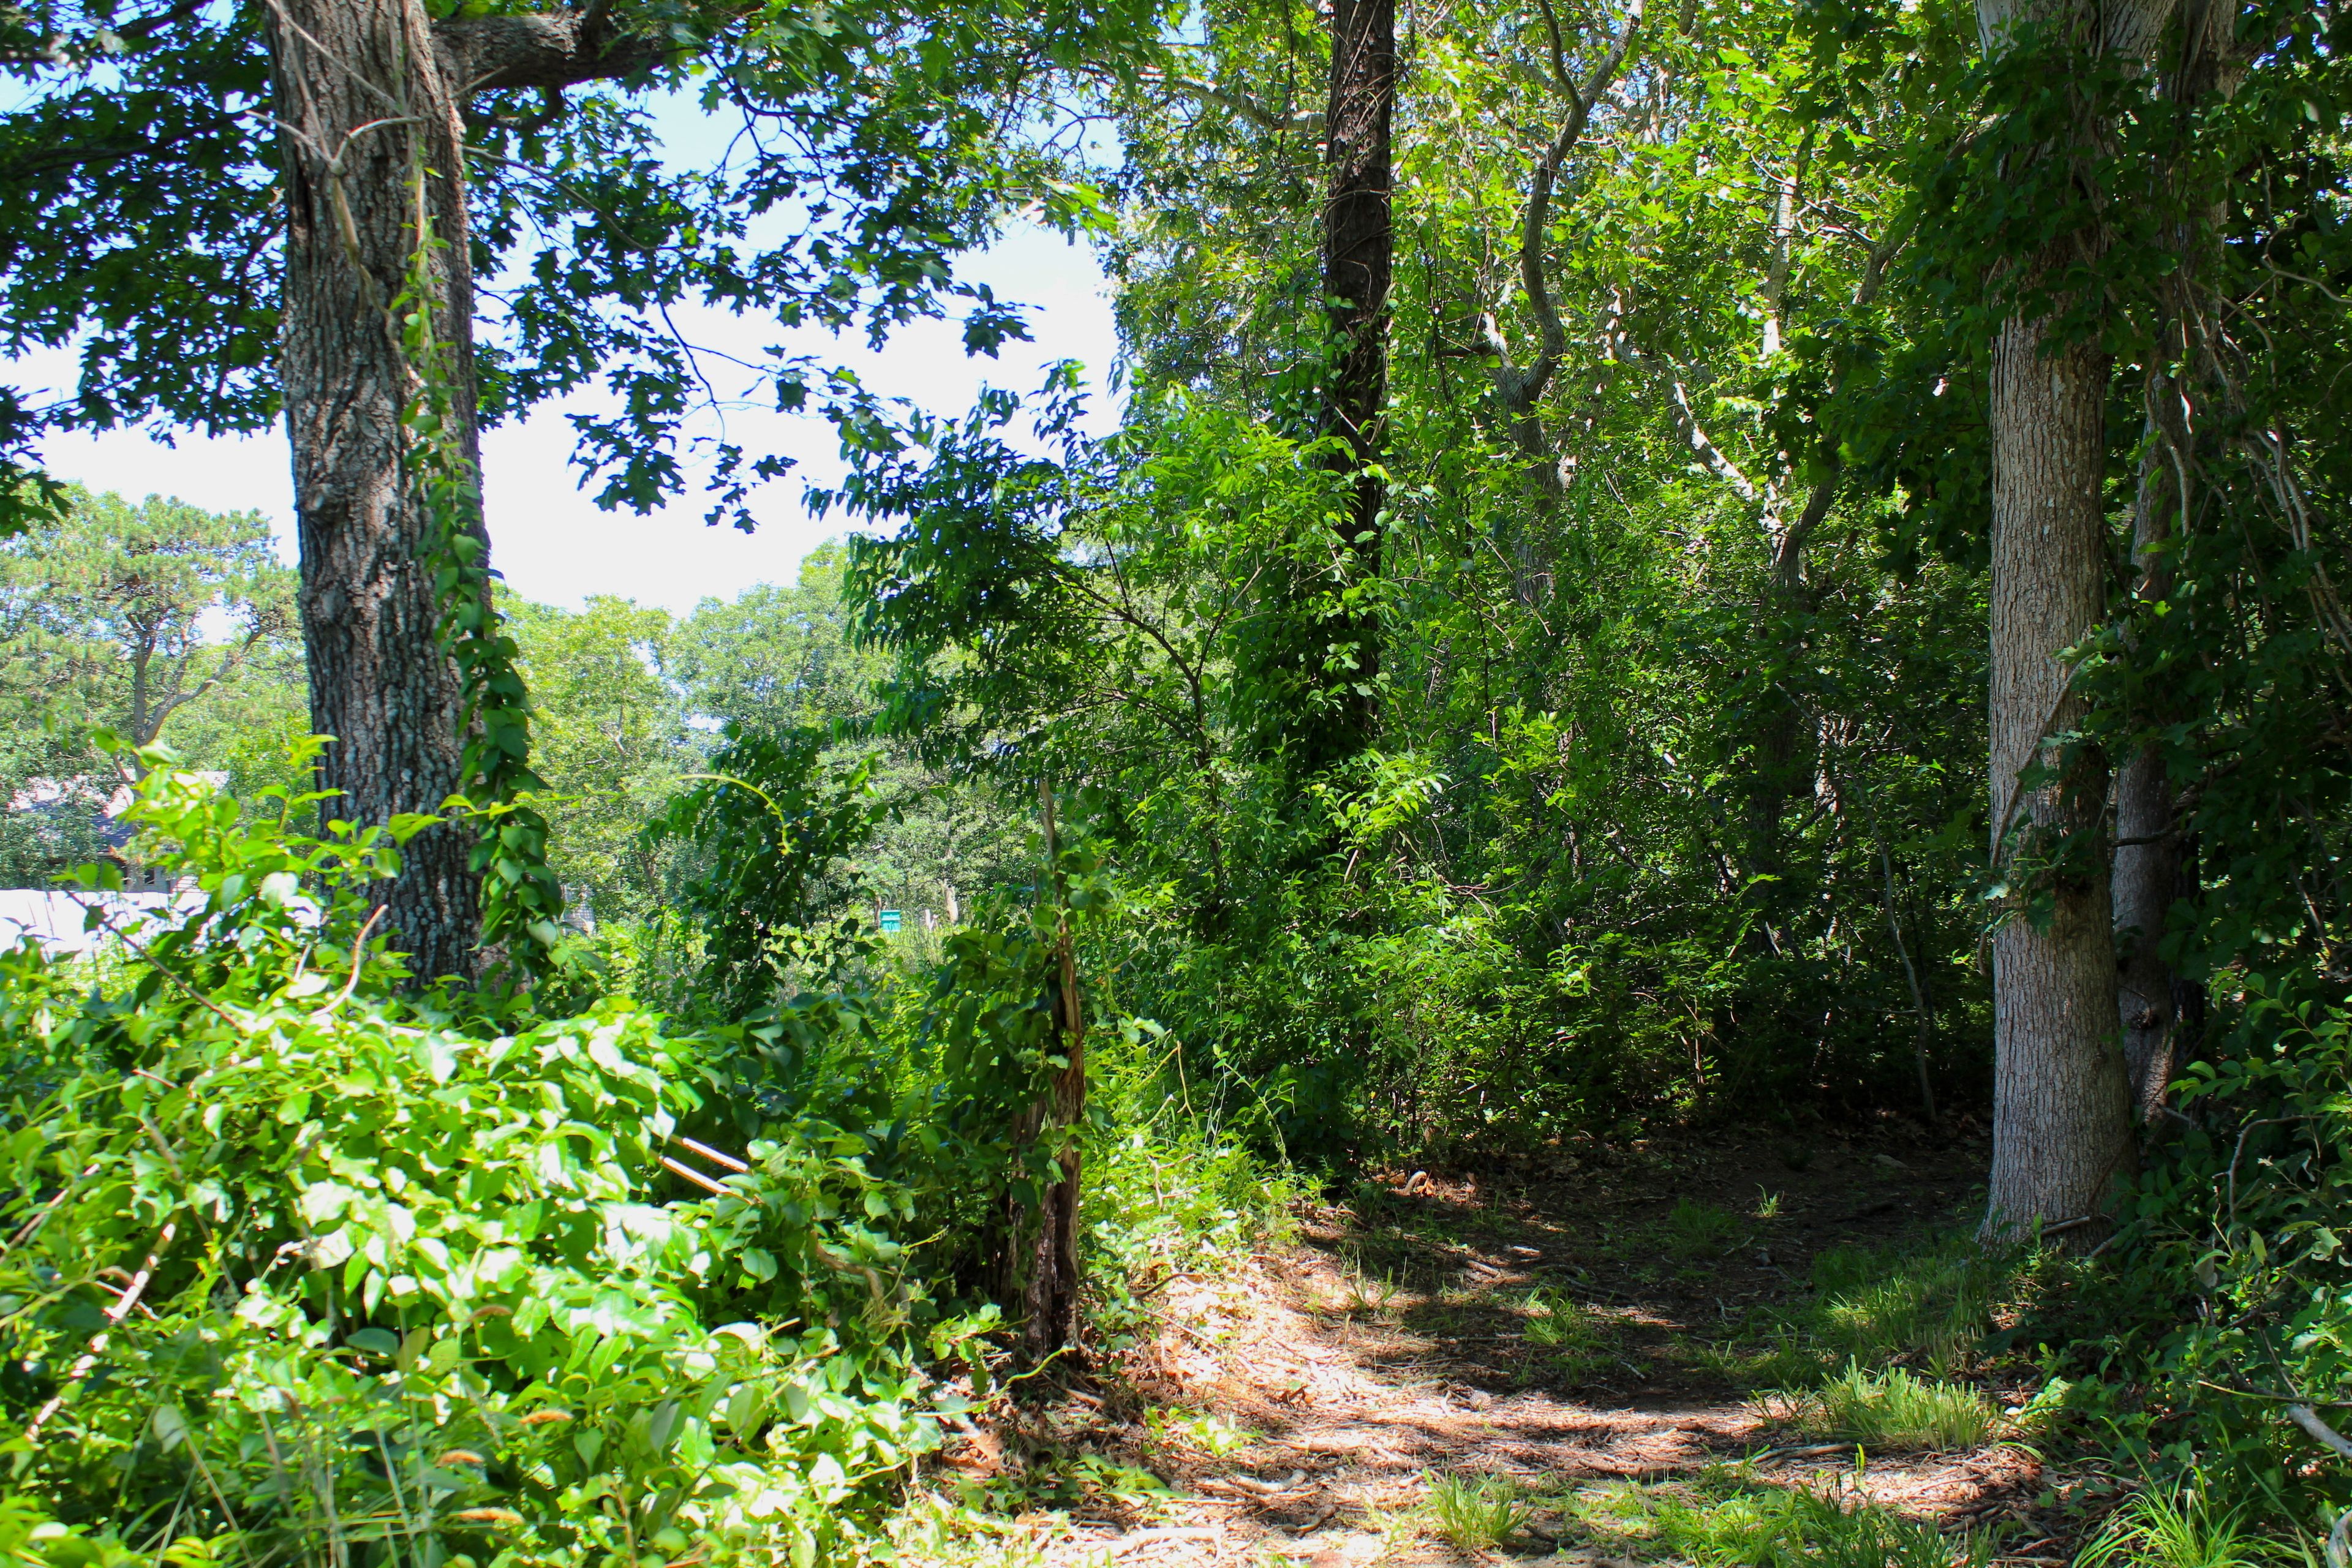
[0,754,1294,1568]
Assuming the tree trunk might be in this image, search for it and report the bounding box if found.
[271,0,484,980]
[1311,0,1394,764]
[994,782,1085,1366]
[1982,301,2130,1237]
[1972,0,2176,1242]
[2114,0,2241,1122]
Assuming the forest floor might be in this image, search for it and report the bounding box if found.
[908,1122,2100,1566]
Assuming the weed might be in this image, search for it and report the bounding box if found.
[1344,1268,1403,1316]
[1144,1406,1252,1458]
[2074,1483,2291,1568]
[1667,1199,1746,1258]
[1422,1472,1529,1551]
[1771,1362,2001,1452]
[1755,1188,1784,1219]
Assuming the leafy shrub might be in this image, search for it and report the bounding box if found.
[2059,979,2352,1525]
[0,757,976,1566]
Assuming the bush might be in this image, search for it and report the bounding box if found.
[0,757,979,1566]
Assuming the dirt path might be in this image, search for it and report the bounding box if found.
[927,1130,2072,1565]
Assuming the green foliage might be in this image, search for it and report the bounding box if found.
[0,0,1168,523]
[2060,985,2352,1521]
[503,594,685,923]
[0,757,978,1564]
[0,486,293,747]
[648,725,889,1010]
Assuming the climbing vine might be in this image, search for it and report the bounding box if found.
[392,184,564,973]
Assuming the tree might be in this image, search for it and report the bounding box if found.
[0,488,295,767]
[4,0,1159,977]
[505,594,683,922]
[666,547,891,736]
[1970,0,2168,1237]
[1308,0,1395,767]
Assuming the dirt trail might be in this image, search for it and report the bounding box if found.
[932,1131,2067,1566]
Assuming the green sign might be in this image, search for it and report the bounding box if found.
[878,909,902,933]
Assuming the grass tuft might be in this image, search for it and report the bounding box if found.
[1422,1472,1529,1551]
[1572,1476,1993,1568]
[1807,1237,2015,1374]
[1666,1198,1746,1258]
[2073,1483,2291,1568]
[1770,1362,2001,1452]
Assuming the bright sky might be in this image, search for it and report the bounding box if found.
[13,221,1121,615]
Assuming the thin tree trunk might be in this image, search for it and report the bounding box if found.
[1877,835,1938,1124]
[2113,432,2180,1120]
[2114,0,2241,1122]
[271,0,482,980]
[1311,0,1394,763]
[995,778,1087,1366]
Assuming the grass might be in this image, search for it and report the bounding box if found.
[1807,1237,2015,1375]
[1421,1472,1529,1551]
[1521,1289,1600,1348]
[1666,1198,1746,1258]
[2073,1483,2296,1568]
[1344,1270,1401,1316]
[1569,1474,1994,1568]
[1701,1332,1836,1389]
[1769,1362,2003,1452]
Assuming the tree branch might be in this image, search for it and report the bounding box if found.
[434,8,683,95]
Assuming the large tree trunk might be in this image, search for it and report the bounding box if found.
[271,0,484,980]
[1983,302,2128,1235]
[1311,0,1394,764]
[1973,0,2174,1243]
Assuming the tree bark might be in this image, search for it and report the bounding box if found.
[272,0,484,981]
[1312,0,1394,762]
[1982,298,2131,1237]
[1972,0,2174,1243]
[268,2,684,980]
[2114,0,2241,1121]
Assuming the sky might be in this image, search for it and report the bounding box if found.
[12,224,1122,616]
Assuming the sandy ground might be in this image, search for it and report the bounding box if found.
[914,1129,2078,1566]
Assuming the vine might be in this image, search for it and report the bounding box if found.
[390,176,564,974]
